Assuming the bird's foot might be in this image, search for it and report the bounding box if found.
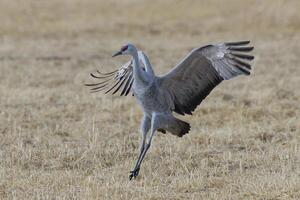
[129,167,140,180]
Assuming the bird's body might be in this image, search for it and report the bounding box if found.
[86,41,254,179]
[132,50,192,137]
[134,80,167,114]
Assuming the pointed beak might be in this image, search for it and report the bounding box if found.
[112,51,122,57]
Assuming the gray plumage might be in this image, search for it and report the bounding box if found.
[86,41,254,179]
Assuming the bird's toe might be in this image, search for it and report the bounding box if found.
[129,168,140,180]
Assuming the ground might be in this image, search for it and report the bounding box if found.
[0,0,299,199]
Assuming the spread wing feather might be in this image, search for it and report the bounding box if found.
[85,60,135,96]
[158,41,254,115]
[85,52,149,96]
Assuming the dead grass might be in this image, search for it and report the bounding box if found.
[0,0,299,199]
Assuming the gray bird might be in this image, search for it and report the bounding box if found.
[86,41,254,180]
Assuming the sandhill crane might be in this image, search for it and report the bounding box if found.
[86,41,254,180]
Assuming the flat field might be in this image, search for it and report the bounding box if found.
[0,0,299,199]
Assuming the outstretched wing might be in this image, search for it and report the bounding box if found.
[158,41,254,115]
[85,60,134,96]
[85,51,148,96]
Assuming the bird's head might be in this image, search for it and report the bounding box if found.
[112,43,136,57]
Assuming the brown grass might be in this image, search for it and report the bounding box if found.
[0,0,299,199]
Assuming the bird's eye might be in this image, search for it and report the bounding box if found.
[121,45,128,51]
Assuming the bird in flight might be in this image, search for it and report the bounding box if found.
[86,41,254,180]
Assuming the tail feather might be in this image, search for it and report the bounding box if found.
[167,118,190,137]
[177,119,191,137]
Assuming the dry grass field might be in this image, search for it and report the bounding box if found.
[0,0,299,199]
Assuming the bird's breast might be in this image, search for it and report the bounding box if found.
[133,82,170,113]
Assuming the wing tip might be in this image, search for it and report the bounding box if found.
[225,41,251,46]
[224,40,254,74]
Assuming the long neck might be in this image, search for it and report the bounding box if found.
[138,51,155,77]
[132,49,149,86]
